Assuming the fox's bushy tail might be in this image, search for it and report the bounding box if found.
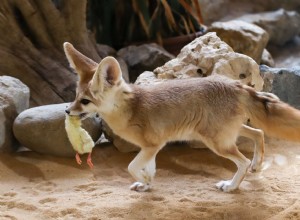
[244,88,300,142]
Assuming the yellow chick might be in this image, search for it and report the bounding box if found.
[65,115,95,169]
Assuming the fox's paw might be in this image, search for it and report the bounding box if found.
[130,182,150,192]
[250,159,263,172]
[216,180,237,192]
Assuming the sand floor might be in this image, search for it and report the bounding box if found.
[0,138,299,220]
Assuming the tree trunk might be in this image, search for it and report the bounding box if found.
[0,0,101,106]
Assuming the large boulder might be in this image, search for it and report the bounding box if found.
[117,43,175,82]
[13,103,102,157]
[0,76,29,152]
[208,20,269,63]
[237,9,300,46]
[137,32,263,91]
[260,65,300,109]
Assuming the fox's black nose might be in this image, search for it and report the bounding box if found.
[65,109,70,114]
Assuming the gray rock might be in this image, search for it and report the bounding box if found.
[199,0,229,24]
[94,44,130,83]
[194,0,300,28]
[260,65,300,109]
[0,76,29,152]
[0,76,30,114]
[261,49,275,67]
[0,100,16,152]
[267,36,300,68]
[117,43,175,82]
[13,103,102,157]
[198,0,300,25]
[96,44,116,57]
[95,44,129,83]
[237,9,300,46]
[245,0,300,11]
[208,20,269,63]
[116,57,130,83]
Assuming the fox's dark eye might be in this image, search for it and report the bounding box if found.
[80,99,91,105]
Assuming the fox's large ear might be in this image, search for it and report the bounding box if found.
[90,56,122,91]
[63,42,98,82]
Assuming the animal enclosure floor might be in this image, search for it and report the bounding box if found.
[0,139,299,220]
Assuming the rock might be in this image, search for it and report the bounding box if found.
[117,43,175,82]
[231,0,300,14]
[237,9,300,46]
[13,103,102,157]
[135,71,164,86]
[137,32,263,91]
[261,49,275,67]
[95,44,130,83]
[208,20,269,63]
[199,0,229,24]
[267,36,300,68]
[260,65,300,109]
[252,0,300,11]
[195,1,300,26]
[0,100,17,152]
[0,76,30,114]
[116,57,130,83]
[0,76,30,152]
[261,66,275,93]
[96,44,116,57]
[195,0,300,26]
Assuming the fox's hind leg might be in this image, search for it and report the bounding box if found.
[239,124,265,172]
[128,147,159,192]
[197,118,252,192]
[212,144,251,192]
[201,133,251,192]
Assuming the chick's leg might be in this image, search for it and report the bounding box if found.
[75,152,82,165]
[87,151,94,169]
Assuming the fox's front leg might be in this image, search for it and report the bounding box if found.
[128,148,158,192]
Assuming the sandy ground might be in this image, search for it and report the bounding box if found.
[0,138,299,220]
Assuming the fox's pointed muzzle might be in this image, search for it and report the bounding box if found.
[65,102,87,119]
[65,102,75,115]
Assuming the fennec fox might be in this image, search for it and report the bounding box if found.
[64,42,300,192]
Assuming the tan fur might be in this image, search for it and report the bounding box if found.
[242,87,300,142]
[64,42,300,192]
